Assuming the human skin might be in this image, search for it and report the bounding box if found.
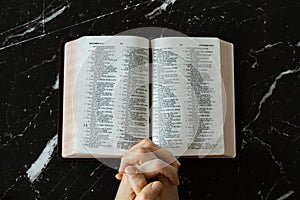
[115,139,180,200]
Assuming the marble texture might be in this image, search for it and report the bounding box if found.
[1,0,300,199]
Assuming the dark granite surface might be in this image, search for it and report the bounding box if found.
[1,0,300,199]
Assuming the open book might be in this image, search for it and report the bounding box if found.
[62,36,235,158]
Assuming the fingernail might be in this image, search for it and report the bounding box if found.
[115,173,122,180]
[176,160,181,167]
[124,166,139,174]
[151,181,162,192]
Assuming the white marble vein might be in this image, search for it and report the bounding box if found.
[257,190,264,200]
[251,132,286,176]
[248,53,258,68]
[210,0,240,10]
[0,174,23,199]
[241,68,300,175]
[79,168,110,199]
[251,42,283,53]
[0,3,142,51]
[0,93,53,150]
[2,4,69,45]
[44,163,78,198]
[244,73,277,90]
[281,120,300,129]
[238,4,299,26]
[43,5,68,24]
[271,125,289,137]
[252,68,300,122]
[52,73,59,90]
[265,181,278,200]
[243,67,300,131]
[145,0,176,19]
[90,164,103,176]
[20,94,51,134]
[59,163,93,198]
[18,54,57,76]
[276,190,294,200]
[26,134,58,183]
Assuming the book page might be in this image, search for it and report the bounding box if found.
[65,36,149,156]
[151,37,224,156]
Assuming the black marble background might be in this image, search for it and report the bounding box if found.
[1,0,300,199]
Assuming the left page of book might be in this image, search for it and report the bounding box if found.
[62,36,150,157]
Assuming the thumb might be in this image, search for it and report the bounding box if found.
[135,181,162,200]
[125,166,147,194]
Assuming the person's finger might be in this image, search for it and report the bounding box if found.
[156,175,179,200]
[125,166,147,194]
[115,173,122,180]
[135,181,162,200]
[116,162,178,181]
[156,174,169,184]
[136,159,180,185]
[119,147,157,173]
[115,162,179,181]
[130,139,181,168]
[115,173,136,200]
[128,138,153,150]
[144,146,181,168]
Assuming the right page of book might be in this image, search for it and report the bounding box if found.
[151,37,224,157]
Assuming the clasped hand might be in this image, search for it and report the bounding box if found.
[115,138,180,200]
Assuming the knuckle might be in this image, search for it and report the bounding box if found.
[152,159,164,169]
[142,138,152,144]
[135,147,148,154]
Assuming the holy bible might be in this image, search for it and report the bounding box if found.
[61,36,236,158]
